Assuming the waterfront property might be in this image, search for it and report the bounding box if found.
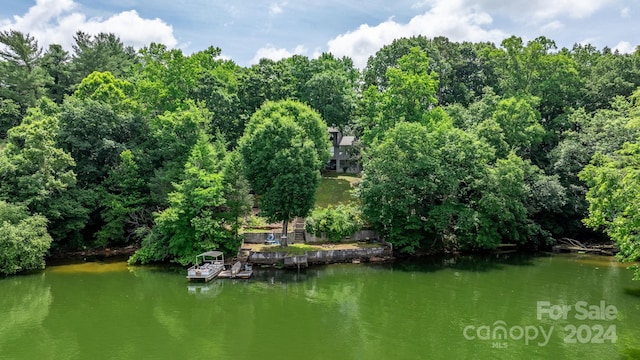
[327,127,360,173]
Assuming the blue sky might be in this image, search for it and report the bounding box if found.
[1,0,638,68]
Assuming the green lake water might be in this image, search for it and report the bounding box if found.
[1,253,639,360]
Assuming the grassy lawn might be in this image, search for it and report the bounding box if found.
[314,174,360,209]
[252,242,382,254]
[257,243,317,255]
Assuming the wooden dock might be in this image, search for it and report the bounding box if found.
[217,261,253,279]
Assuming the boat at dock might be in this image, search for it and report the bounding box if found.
[186,251,225,282]
[218,261,253,279]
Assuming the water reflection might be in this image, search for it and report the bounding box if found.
[390,252,542,273]
[0,274,77,358]
[187,281,222,297]
[2,253,639,359]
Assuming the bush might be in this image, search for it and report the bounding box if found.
[0,201,53,275]
[306,204,363,242]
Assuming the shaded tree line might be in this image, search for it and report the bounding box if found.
[1,30,639,277]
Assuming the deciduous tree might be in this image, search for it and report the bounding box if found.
[239,100,330,246]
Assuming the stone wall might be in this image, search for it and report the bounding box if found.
[249,251,288,264]
[248,246,391,265]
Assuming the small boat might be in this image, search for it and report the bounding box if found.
[186,251,225,282]
[218,261,254,279]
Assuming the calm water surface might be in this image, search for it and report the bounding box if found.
[1,253,639,360]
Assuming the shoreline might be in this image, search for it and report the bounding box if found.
[43,238,618,267]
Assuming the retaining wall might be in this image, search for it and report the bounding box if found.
[248,246,390,265]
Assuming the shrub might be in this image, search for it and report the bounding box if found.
[306,204,363,242]
[0,201,53,275]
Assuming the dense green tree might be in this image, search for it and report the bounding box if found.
[359,47,441,144]
[41,44,73,104]
[57,72,143,187]
[0,30,52,116]
[221,150,253,240]
[71,31,136,85]
[474,96,545,159]
[237,58,298,122]
[130,135,234,264]
[364,36,497,106]
[189,48,244,144]
[239,100,330,245]
[0,201,52,275]
[0,100,76,211]
[580,142,640,279]
[303,69,356,130]
[359,121,492,253]
[477,154,565,247]
[549,94,640,236]
[0,99,21,138]
[0,100,90,247]
[576,48,640,112]
[490,36,582,143]
[146,102,212,204]
[57,97,129,186]
[96,150,149,246]
[134,43,199,115]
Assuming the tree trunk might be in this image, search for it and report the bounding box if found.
[281,218,289,247]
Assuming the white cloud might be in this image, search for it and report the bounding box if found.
[620,7,630,17]
[0,0,177,51]
[327,0,506,68]
[251,44,307,64]
[465,0,615,22]
[613,41,635,54]
[540,20,564,32]
[269,2,285,15]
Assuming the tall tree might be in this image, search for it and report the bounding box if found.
[580,142,640,279]
[550,93,640,236]
[473,96,545,159]
[0,99,82,246]
[303,69,356,131]
[239,100,330,245]
[0,30,52,120]
[359,121,492,252]
[221,150,253,241]
[130,135,234,264]
[0,100,76,212]
[41,44,73,104]
[71,31,136,85]
[358,47,441,145]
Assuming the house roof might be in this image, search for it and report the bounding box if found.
[328,127,339,133]
[339,136,355,146]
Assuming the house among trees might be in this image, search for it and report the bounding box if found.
[328,127,360,173]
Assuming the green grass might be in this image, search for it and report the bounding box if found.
[258,243,317,255]
[314,174,359,209]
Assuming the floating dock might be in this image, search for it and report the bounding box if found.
[217,261,253,279]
